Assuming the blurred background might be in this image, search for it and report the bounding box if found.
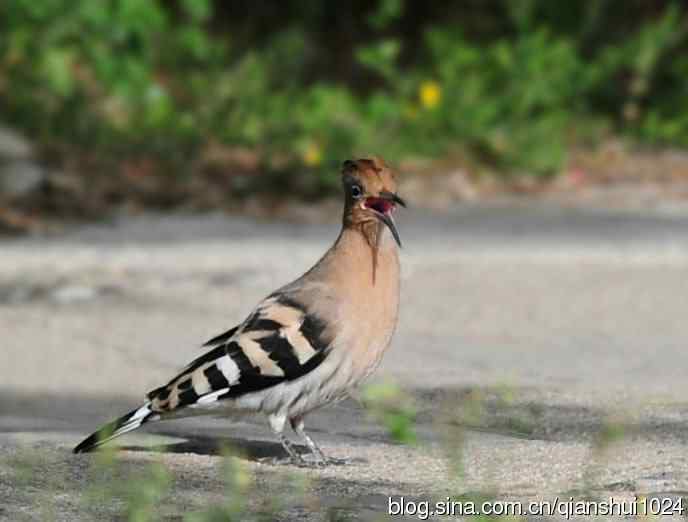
[3,2,688,520]
[2,0,688,226]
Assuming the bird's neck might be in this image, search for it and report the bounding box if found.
[325,223,399,286]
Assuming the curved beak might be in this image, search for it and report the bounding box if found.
[367,191,406,247]
[373,211,402,247]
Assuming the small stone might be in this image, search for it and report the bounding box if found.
[0,126,33,159]
[50,285,98,304]
[0,161,45,197]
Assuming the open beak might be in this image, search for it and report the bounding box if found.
[380,191,407,208]
[364,191,406,247]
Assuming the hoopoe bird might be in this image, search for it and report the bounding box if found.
[73,157,405,465]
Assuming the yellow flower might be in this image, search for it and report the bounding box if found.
[419,81,441,109]
[302,142,322,167]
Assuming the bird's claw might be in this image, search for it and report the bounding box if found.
[259,456,304,466]
[259,454,355,468]
[321,456,356,466]
[301,454,355,467]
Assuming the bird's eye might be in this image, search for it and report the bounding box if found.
[351,185,363,198]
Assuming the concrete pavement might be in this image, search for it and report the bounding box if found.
[2,203,688,520]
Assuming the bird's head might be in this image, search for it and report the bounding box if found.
[341,157,406,247]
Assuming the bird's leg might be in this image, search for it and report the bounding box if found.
[277,433,302,461]
[290,416,327,463]
[266,414,305,465]
[290,416,351,466]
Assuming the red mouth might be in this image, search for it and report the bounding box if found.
[364,197,394,214]
[363,195,403,247]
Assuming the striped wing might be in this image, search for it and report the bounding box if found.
[147,293,331,412]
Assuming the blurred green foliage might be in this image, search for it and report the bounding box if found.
[362,380,417,445]
[1,0,687,194]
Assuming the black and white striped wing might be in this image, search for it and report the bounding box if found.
[147,294,332,412]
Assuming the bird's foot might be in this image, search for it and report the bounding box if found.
[267,454,329,468]
[259,454,356,468]
[321,456,358,466]
[301,454,358,467]
[259,455,307,467]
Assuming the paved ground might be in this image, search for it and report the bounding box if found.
[2,203,688,520]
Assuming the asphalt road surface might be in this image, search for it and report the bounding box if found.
[2,203,688,520]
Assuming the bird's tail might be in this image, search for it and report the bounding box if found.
[73,403,157,453]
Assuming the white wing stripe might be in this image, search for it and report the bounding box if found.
[195,388,230,405]
[216,355,241,384]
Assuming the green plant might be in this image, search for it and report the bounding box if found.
[125,462,172,522]
[2,0,688,206]
[362,380,417,445]
[185,455,252,522]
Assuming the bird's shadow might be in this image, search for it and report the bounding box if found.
[120,433,300,461]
